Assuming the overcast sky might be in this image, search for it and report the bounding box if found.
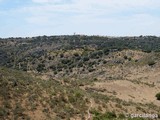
[0,0,160,37]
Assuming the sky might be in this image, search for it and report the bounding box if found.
[0,0,160,38]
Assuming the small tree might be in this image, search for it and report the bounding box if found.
[156,93,160,100]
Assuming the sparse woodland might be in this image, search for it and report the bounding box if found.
[0,35,160,120]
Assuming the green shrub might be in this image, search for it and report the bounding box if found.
[88,68,96,72]
[148,60,156,66]
[61,59,71,64]
[103,48,109,55]
[128,57,132,61]
[124,55,128,59]
[37,63,45,72]
[83,56,89,62]
[0,107,8,117]
[92,110,117,120]
[156,93,160,100]
[102,112,116,119]
[118,113,126,119]
[73,53,79,57]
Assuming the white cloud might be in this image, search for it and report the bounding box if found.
[22,0,159,25]
[1,0,160,37]
[22,0,160,36]
[26,0,160,18]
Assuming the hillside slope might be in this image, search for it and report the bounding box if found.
[0,35,160,119]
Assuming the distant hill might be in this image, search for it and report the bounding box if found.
[0,35,160,73]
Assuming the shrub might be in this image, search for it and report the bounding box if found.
[97,51,103,56]
[60,53,64,58]
[83,56,89,62]
[135,59,138,62]
[118,113,126,119]
[103,60,107,64]
[124,56,128,60]
[37,63,45,72]
[73,53,79,57]
[148,60,156,66]
[92,110,117,120]
[156,93,160,100]
[0,107,8,117]
[61,59,71,64]
[103,48,109,55]
[88,68,96,72]
[128,57,132,61]
[102,112,117,119]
